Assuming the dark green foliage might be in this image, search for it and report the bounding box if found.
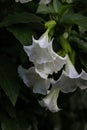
[0,0,87,130]
[0,57,20,105]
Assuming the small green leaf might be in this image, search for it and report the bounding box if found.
[53,0,62,13]
[7,26,36,45]
[70,36,87,52]
[58,4,72,17]
[0,57,20,105]
[37,4,55,14]
[61,13,87,31]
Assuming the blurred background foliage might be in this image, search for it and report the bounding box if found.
[0,0,87,130]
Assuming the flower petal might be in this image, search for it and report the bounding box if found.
[52,56,87,93]
[35,55,67,79]
[80,70,87,80]
[24,31,67,79]
[65,55,80,78]
[52,71,77,93]
[77,70,87,89]
[18,66,51,95]
[39,88,60,112]
[24,37,55,64]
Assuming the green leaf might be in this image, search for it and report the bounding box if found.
[37,4,55,14]
[7,26,36,45]
[53,0,62,13]
[0,57,20,106]
[0,12,44,28]
[58,4,72,17]
[70,36,87,52]
[61,13,87,31]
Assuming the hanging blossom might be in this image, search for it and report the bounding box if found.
[24,30,67,79]
[52,55,87,93]
[18,30,67,112]
[39,55,87,112]
[39,88,60,112]
[15,0,32,3]
[18,65,60,112]
[18,66,51,95]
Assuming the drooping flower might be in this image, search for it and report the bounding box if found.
[39,88,60,112]
[18,66,51,95]
[52,55,87,93]
[39,0,51,4]
[24,30,67,79]
[15,0,32,3]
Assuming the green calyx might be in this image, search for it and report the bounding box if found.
[60,34,76,65]
[45,20,56,30]
[60,35,71,54]
[45,20,56,38]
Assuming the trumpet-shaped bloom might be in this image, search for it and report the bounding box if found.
[52,55,87,93]
[24,31,67,79]
[39,0,51,4]
[15,0,32,3]
[18,66,51,95]
[39,88,60,112]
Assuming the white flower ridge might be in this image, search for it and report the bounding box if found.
[15,0,32,3]
[24,36,55,64]
[65,54,81,78]
[35,54,67,79]
[24,31,67,79]
[18,66,51,95]
[52,55,87,93]
[77,70,87,89]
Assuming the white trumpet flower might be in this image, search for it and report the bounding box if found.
[24,31,67,79]
[52,55,87,93]
[18,66,51,95]
[39,88,60,112]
